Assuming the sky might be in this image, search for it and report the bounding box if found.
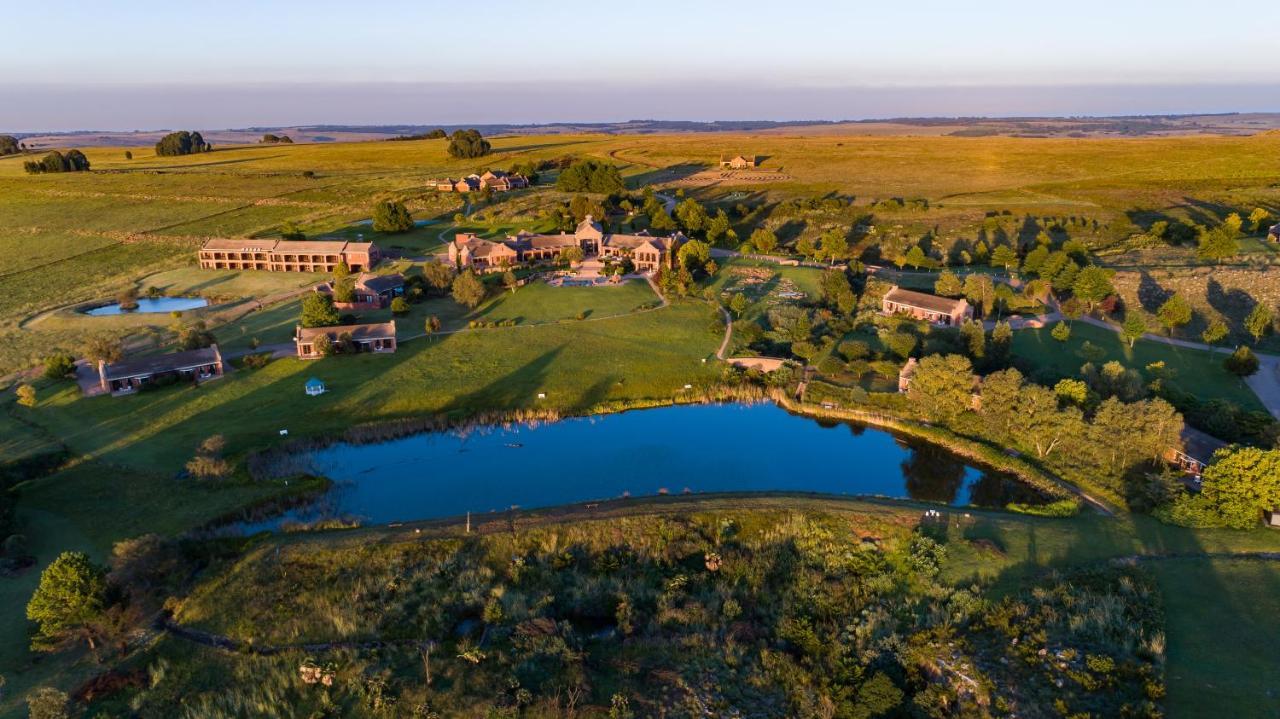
[2,0,1278,131]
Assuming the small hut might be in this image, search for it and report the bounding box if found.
[305,377,326,396]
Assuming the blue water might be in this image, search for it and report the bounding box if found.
[85,297,208,315]
[253,403,1043,529]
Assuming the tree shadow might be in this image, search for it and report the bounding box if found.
[1206,278,1256,337]
[1136,270,1173,313]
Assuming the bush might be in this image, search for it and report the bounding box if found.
[43,353,76,380]
[1007,498,1081,517]
[1224,346,1260,376]
[390,297,410,315]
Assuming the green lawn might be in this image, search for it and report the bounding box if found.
[1152,558,1280,719]
[28,301,723,472]
[138,266,318,301]
[1012,320,1264,411]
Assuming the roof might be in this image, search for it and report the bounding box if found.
[575,215,604,237]
[883,286,968,315]
[343,242,376,254]
[201,238,278,252]
[296,320,396,343]
[1179,426,1228,464]
[274,240,351,254]
[1270,222,1280,235]
[305,376,325,387]
[102,345,222,381]
[357,272,403,293]
[524,234,579,250]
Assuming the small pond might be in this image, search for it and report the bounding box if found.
[248,403,1046,530]
[84,296,208,316]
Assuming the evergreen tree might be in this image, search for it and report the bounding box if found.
[372,200,414,233]
[26,552,108,652]
[300,293,340,327]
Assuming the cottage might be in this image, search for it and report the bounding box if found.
[719,155,758,169]
[96,345,224,396]
[316,272,405,310]
[199,239,380,273]
[295,321,397,358]
[881,286,973,326]
[478,170,529,192]
[304,377,326,396]
[1164,426,1228,476]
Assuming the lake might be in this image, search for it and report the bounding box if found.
[251,403,1045,529]
[85,296,208,315]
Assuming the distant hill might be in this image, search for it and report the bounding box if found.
[10,113,1280,147]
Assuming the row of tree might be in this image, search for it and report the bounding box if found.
[260,134,293,144]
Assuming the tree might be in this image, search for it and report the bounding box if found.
[390,297,411,314]
[1156,293,1193,334]
[154,130,210,156]
[1021,245,1050,275]
[300,293,340,328]
[962,274,995,317]
[0,134,20,155]
[332,278,355,303]
[1054,378,1090,407]
[818,229,849,265]
[26,552,108,652]
[729,293,748,318]
[446,129,491,159]
[705,210,736,247]
[425,315,442,333]
[1248,207,1271,232]
[177,320,216,350]
[422,262,456,295]
[372,200,414,233]
[677,239,711,273]
[501,271,519,294]
[1121,314,1147,347]
[312,334,333,357]
[1202,318,1229,345]
[748,228,777,254]
[1051,321,1071,342]
[1165,448,1280,528]
[83,336,124,364]
[674,198,709,233]
[43,353,76,380]
[1071,265,1115,311]
[26,688,69,719]
[560,246,584,264]
[451,271,486,309]
[1196,214,1241,264]
[819,268,856,315]
[990,319,1012,365]
[124,150,133,160]
[555,159,625,193]
[1224,345,1260,376]
[933,270,963,298]
[903,246,928,270]
[16,384,36,408]
[906,354,974,423]
[990,244,1018,271]
[959,320,985,361]
[1245,303,1274,343]
[978,368,1025,441]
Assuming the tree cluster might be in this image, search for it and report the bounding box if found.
[446,129,491,159]
[0,134,21,155]
[23,150,90,174]
[555,159,625,194]
[260,134,293,144]
[154,131,211,156]
[372,200,414,233]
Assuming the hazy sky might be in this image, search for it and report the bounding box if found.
[3,0,1278,130]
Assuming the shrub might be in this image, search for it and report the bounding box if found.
[1051,321,1071,342]
[390,297,410,315]
[43,353,76,380]
[1224,346,1260,377]
[16,384,36,407]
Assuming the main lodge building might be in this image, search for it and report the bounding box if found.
[449,216,687,273]
[881,286,973,326]
[198,239,381,273]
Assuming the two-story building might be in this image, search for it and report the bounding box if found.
[198,239,380,273]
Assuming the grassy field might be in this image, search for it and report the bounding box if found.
[1151,558,1280,718]
[1012,319,1264,410]
[25,301,723,472]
